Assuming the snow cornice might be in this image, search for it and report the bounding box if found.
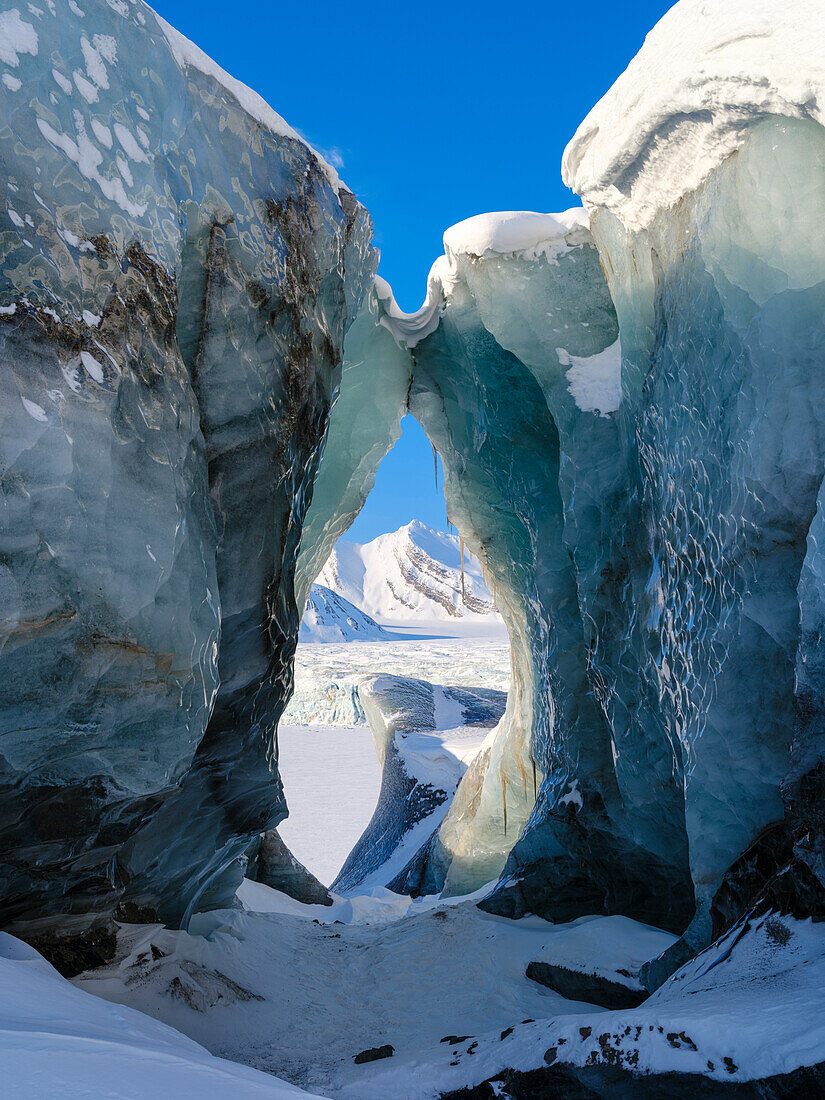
[562,0,825,234]
[374,209,590,349]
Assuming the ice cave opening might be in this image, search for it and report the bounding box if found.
[267,409,513,897]
[4,1,825,1094]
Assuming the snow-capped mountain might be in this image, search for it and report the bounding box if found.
[316,521,500,622]
[298,584,387,643]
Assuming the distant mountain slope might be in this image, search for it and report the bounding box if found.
[317,521,499,622]
[299,585,388,643]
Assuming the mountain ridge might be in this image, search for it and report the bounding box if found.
[317,521,499,623]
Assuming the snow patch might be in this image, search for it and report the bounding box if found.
[80,34,111,89]
[90,119,112,148]
[51,67,72,94]
[113,121,148,163]
[80,350,104,382]
[443,208,590,262]
[0,9,38,68]
[36,113,147,218]
[20,396,47,422]
[558,337,622,416]
[559,778,583,810]
[72,71,98,103]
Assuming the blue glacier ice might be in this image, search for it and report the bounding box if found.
[0,0,374,930]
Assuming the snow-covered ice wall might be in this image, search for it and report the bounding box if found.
[0,0,374,931]
[560,0,825,969]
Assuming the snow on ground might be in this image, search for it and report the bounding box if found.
[0,931,315,1098]
[350,911,825,1098]
[83,886,825,1098]
[75,885,676,1098]
[277,724,381,885]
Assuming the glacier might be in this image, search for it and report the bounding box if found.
[0,0,374,931]
[2,0,825,1094]
[293,0,825,977]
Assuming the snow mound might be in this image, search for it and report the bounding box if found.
[299,584,387,643]
[562,0,825,231]
[317,520,500,622]
[443,208,590,261]
[0,931,313,1097]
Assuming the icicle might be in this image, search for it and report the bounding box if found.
[501,769,508,836]
[459,536,466,603]
[431,442,439,490]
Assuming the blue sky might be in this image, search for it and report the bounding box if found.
[157,0,672,542]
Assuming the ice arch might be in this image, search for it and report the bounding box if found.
[290,114,825,973]
[288,207,694,935]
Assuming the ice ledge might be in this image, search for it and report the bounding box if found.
[375,208,590,349]
[153,10,343,194]
[563,0,825,233]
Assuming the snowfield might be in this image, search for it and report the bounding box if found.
[284,619,511,727]
[73,886,676,1098]
[68,885,825,1098]
[277,723,381,885]
[279,618,511,884]
[0,931,315,1098]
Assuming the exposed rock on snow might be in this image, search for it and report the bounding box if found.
[525,960,648,1010]
[317,521,500,622]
